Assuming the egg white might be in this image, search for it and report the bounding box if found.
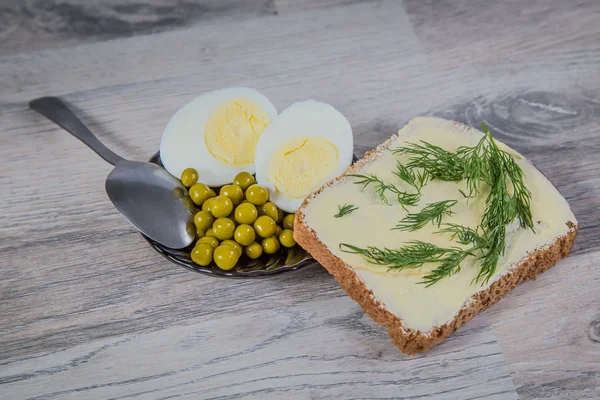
[159,87,277,186]
[255,100,353,212]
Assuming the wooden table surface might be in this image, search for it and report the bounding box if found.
[1,1,599,399]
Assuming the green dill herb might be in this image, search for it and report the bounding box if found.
[420,247,474,286]
[394,200,457,231]
[393,141,464,181]
[339,241,448,268]
[349,173,419,210]
[339,240,478,287]
[500,149,534,230]
[436,223,489,247]
[394,122,533,233]
[393,161,429,193]
[456,133,490,197]
[476,226,505,284]
[334,203,359,218]
[344,122,535,286]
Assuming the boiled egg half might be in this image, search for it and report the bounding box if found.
[255,100,353,212]
[160,87,277,186]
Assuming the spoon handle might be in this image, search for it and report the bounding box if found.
[29,96,126,166]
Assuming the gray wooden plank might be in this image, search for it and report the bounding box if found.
[0,0,380,57]
[0,0,277,56]
[485,251,600,400]
[276,0,377,13]
[0,0,416,106]
[404,0,600,64]
[0,296,517,400]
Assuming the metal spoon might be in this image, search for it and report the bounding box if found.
[29,96,196,249]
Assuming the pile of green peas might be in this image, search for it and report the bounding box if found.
[180,168,297,271]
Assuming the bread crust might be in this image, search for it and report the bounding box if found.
[294,122,578,355]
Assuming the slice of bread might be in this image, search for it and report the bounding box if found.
[294,117,577,355]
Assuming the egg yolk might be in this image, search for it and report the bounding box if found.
[268,137,339,198]
[204,98,270,166]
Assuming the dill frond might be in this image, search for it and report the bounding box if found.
[393,161,429,193]
[394,200,457,231]
[346,122,535,286]
[334,203,359,218]
[349,173,420,210]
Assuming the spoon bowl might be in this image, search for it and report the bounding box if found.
[105,160,196,249]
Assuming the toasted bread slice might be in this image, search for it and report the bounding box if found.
[294,117,577,355]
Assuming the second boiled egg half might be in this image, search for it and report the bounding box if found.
[255,100,353,212]
[160,87,277,186]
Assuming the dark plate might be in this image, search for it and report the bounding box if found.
[142,152,358,278]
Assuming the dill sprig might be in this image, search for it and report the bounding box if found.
[334,203,359,218]
[349,173,419,210]
[500,150,534,229]
[350,173,388,203]
[394,123,534,233]
[456,134,489,197]
[476,226,505,284]
[393,141,464,181]
[394,200,457,231]
[437,223,489,247]
[340,241,478,287]
[339,241,448,268]
[393,161,429,193]
[344,122,535,286]
[421,247,474,286]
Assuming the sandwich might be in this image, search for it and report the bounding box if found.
[294,116,577,355]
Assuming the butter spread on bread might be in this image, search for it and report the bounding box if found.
[295,117,577,354]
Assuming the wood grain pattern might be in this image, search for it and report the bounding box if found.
[486,252,600,399]
[0,0,378,56]
[0,298,518,399]
[1,0,599,399]
[0,0,277,56]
